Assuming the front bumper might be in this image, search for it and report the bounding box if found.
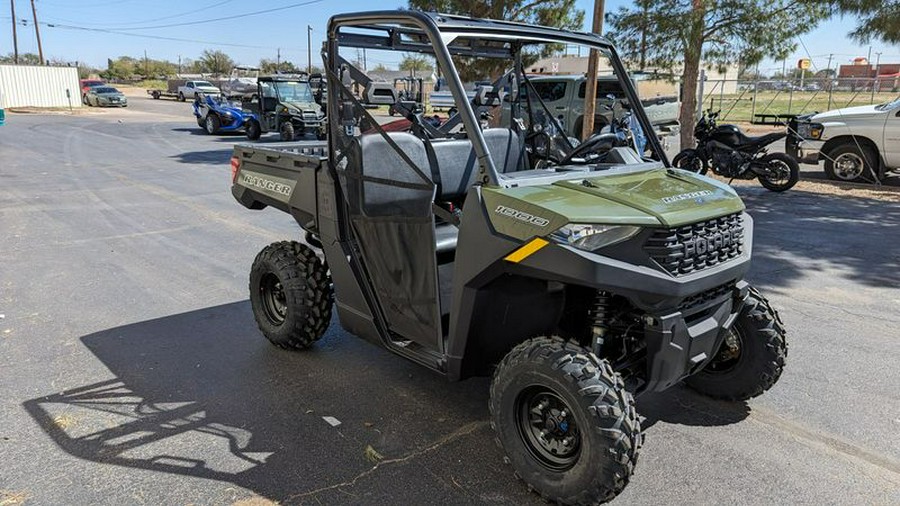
[512,213,755,393]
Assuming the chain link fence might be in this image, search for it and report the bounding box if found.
[698,75,900,124]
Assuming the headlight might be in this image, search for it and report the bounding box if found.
[550,224,640,252]
[796,122,824,140]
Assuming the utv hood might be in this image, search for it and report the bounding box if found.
[554,168,744,227]
[484,167,744,239]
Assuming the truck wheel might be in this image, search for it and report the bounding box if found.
[205,114,220,135]
[757,152,799,192]
[672,148,709,175]
[178,92,186,102]
[249,241,333,350]
[824,143,878,183]
[490,336,641,505]
[685,286,787,401]
[280,122,295,142]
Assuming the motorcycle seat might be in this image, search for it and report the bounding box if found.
[736,131,786,149]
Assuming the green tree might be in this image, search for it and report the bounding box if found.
[399,54,432,76]
[606,0,829,148]
[198,49,234,77]
[371,63,391,72]
[260,58,300,74]
[408,0,584,80]
[0,52,42,65]
[833,0,899,43]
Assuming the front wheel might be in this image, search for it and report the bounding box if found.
[280,122,295,142]
[686,286,787,401]
[249,241,333,349]
[672,148,709,175]
[824,142,879,183]
[246,120,261,140]
[490,336,642,505]
[205,114,220,135]
[757,152,799,192]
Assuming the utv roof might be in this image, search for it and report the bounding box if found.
[329,10,615,57]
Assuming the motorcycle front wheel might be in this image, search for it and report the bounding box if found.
[672,149,709,175]
[757,153,800,192]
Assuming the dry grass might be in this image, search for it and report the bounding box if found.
[0,490,30,506]
[231,497,279,506]
[51,414,77,430]
[704,91,898,123]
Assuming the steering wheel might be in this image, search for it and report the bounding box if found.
[558,132,623,165]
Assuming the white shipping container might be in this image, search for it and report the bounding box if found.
[0,65,81,109]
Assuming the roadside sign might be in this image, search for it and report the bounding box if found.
[797,59,811,70]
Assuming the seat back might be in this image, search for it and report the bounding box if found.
[351,132,433,216]
[428,128,523,200]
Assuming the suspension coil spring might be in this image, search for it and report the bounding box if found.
[589,291,613,354]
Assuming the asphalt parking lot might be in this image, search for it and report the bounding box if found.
[1,94,899,505]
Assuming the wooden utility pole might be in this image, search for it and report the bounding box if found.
[581,0,605,141]
[10,0,18,64]
[29,0,43,64]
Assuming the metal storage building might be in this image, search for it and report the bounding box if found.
[0,65,82,109]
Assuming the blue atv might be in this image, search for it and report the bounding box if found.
[192,93,250,135]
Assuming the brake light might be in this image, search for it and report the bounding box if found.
[230,157,241,183]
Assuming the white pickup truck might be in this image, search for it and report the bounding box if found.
[790,97,900,182]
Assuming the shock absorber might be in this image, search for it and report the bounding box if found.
[589,291,612,356]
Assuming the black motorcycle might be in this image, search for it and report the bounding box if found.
[672,110,800,192]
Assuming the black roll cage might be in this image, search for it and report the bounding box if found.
[325,10,667,186]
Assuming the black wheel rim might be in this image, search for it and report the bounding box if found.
[762,159,791,188]
[705,327,744,373]
[260,272,287,325]
[515,386,581,471]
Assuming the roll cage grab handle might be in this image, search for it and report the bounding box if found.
[327,11,499,186]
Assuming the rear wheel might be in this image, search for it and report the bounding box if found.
[205,114,220,135]
[686,286,787,401]
[672,148,709,175]
[491,336,641,505]
[249,241,333,349]
[246,119,261,140]
[178,92,186,102]
[824,143,879,183]
[757,152,800,192]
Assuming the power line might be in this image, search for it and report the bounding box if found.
[42,0,238,28]
[41,21,284,50]
[106,0,327,31]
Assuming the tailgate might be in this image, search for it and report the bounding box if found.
[231,141,326,229]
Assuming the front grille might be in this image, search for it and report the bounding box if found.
[645,213,744,276]
[678,282,735,312]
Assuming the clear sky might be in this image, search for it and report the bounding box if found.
[1,0,897,74]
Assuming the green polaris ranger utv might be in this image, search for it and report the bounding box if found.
[230,11,787,504]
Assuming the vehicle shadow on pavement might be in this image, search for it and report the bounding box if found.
[21,302,542,504]
[740,186,900,290]
[638,388,750,430]
[21,301,755,503]
[170,149,235,165]
[171,127,247,138]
